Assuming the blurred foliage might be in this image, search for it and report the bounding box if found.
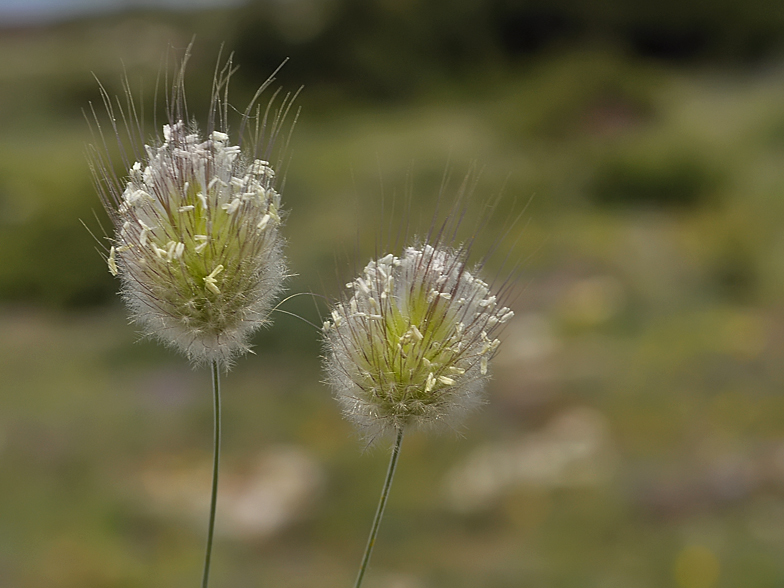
[1,0,784,307]
[231,0,784,100]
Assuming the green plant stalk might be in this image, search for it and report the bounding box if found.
[202,360,221,588]
[354,427,404,588]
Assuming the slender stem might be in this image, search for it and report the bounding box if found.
[353,427,404,588]
[202,360,221,588]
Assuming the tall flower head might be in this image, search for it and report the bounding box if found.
[323,240,515,438]
[90,51,294,365]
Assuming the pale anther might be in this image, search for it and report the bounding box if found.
[107,246,118,276]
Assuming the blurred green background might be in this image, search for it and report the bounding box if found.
[1,1,784,587]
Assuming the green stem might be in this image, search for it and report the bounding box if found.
[353,427,404,588]
[202,360,221,588]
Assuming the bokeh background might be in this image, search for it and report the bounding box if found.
[1,1,784,586]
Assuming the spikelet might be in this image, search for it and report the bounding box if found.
[323,242,514,438]
[90,50,295,366]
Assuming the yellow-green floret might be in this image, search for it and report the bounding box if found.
[323,244,513,436]
[108,122,286,365]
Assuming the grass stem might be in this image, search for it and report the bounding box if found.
[353,427,404,588]
[202,360,221,588]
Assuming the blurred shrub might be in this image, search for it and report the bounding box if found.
[710,244,758,304]
[589,152,718,208]
[489,52,656,140]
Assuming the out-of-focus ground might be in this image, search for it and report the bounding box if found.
[1,2,784,587]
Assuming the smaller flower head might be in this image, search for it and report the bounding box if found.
[323,242,514,438]
[91,51,294,365]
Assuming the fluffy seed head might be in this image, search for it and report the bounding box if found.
[323,243,514,437]
[90,52,293,366]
